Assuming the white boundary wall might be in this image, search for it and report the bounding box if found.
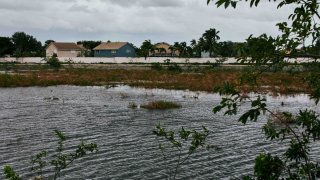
[0,57,317,64]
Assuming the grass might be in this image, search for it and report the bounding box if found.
[141,101,181,110]
[0,67,314,95]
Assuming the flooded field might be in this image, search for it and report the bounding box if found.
[0,86,319,179]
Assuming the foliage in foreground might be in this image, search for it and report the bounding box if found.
[153,124,212,179]
[207,0,320,179]
[3,130,97,180]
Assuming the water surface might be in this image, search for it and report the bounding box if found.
[0,86,319,179]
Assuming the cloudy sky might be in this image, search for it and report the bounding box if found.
[0,0,294,46]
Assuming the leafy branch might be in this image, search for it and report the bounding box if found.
[3,130,97,180]
[153,124,212,180]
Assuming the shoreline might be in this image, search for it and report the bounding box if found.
[0,67,312,95]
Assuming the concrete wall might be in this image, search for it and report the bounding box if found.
[0,57,318,64]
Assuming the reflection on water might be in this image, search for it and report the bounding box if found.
[0,86,318,179]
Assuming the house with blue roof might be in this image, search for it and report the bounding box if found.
[93,42,136,57]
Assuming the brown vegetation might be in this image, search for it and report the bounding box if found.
[0,68,311,95]
[141,101,181,110]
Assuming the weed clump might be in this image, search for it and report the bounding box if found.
[151,62,163,71]
[268,111,296,125]
[128,102,138,109]
[141,100,181,110]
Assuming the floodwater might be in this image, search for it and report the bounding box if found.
[0,86,319,179]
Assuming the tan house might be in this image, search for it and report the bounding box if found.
[151,42,179,57]
[46,42,84,57]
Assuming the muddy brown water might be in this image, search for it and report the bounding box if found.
[0,86,319,179]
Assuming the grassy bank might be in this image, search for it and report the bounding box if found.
[0,67,312,95]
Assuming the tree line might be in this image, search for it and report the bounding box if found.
[1,29,320,58]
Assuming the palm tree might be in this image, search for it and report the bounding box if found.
[202,28,220,57]
[173,42,181,57]
[169,46,176,57]
[190,39,197,48]
[179,42,188,57]
[155,48,161,56]
[159,48,166,56]
[190,39,197,57]
[140,40,155,59]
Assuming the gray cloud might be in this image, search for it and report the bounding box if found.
[0,0,293,46]
[101,0,183,8]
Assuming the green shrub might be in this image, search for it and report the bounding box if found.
[46,54,61,69]
[151,62,163,71]
[167,63,182,72]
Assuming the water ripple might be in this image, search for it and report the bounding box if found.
[0,86,318,179]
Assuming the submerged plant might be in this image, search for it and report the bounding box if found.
[141,101,181,110]
[128,102,138,109]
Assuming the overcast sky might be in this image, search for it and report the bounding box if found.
[0,0,294,46]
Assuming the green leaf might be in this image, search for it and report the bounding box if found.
[231,1,237,8]
[54,130,66,141]
[254,153,284,179]
[3,166,21,180]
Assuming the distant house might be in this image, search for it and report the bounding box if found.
[93,42,136,57]
[46,42,85,57]
[152,42,179,57]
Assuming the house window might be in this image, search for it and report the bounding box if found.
[111,50,117,54]
[126,49,131,53]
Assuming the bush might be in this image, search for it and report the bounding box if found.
[46,54,61,69]
[151,62,163,71]
[167,63,182,72]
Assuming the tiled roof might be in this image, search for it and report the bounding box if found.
[154,42,171,47]
[93,42,128,50]
[51,42,84,50]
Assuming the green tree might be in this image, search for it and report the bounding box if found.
[179,42,188,57]
[208,0,320,179]
[305,39,320,56]
[139,40,155,59]
[190,39,197,48]
[202,28,220,57]
[0,37,14,57]
[11,32,43,57]
[168,45,177,57]
[44,40,55,49]
[217,41,237,57]
[77,40,102,57]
